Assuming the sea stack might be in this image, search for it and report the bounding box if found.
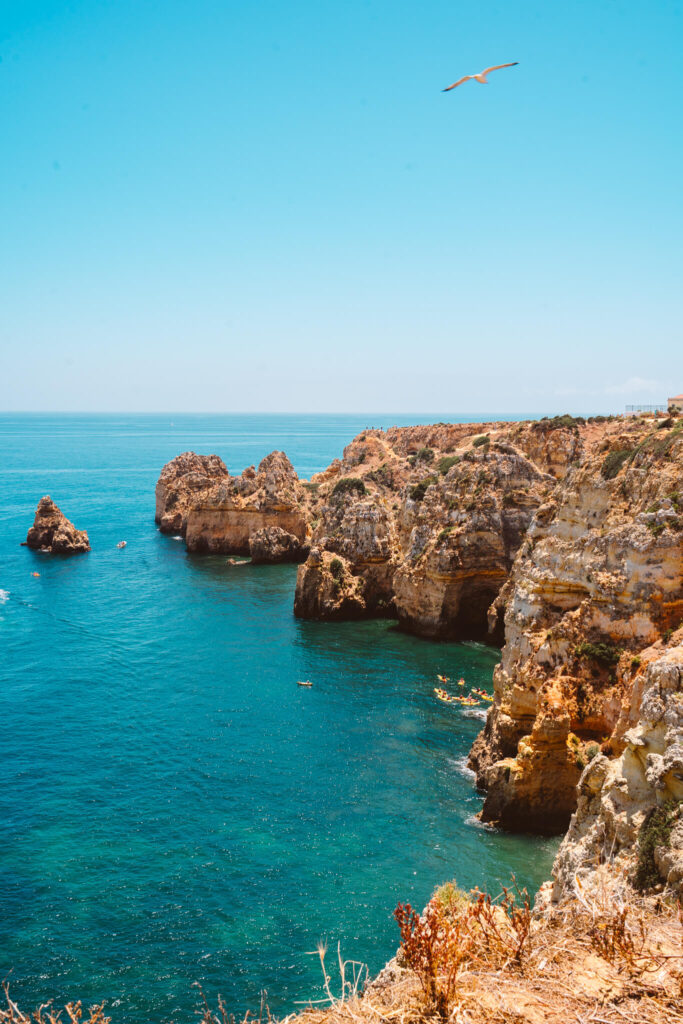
[25,496,90,554]
[155,451,230,535]
[156,449,311,556]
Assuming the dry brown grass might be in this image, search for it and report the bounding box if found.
[3,870,681,1024]
[292,869,683,1024]
[0,985,110,1024]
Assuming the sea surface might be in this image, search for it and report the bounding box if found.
[0,414,558,1023]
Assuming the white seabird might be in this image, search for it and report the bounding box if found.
[443,62,518,92]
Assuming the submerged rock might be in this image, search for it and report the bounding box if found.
[25,496,90,554]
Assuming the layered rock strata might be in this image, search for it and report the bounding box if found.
[294,418,600,638]
[470,416,683,833]
[249,526,309,565]
[156,450,310,556]
[155,451,229,535]
[25,496,90,554]
[552,632,683,897]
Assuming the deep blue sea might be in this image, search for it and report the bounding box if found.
[0,414,558,1023]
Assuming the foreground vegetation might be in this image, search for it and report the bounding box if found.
[4,867,681,1024]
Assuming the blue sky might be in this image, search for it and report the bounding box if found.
[1,0,681,414]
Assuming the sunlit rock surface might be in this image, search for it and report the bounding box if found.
[25,496,90,554]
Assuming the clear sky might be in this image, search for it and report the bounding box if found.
[1,0,682,414]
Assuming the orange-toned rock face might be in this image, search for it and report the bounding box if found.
[25,496,90,554]
[294,419,581,634]
[470,416,683,834]
[184,451,309,555]
[552,633,683,897]
[249,526,309,565]
[393,442,553,640]
[155,451,229,535]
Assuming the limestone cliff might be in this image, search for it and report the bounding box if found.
[470,416,683,834]
[295,418,593,638]
[249,526,309,564]
[24,496,90,554]
[184,451,309,555]
[155,451,229,535]
[552,632,683,897]
[156,415,681,842]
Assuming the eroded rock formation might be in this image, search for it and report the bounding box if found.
[156,415,681,840]
[25,496,90,554]
[155,450,310,556]
[249,526,308,564]
[552,632,683,897]
[155,451,229,535]
[469,416,683,833]
[294,418,590,638]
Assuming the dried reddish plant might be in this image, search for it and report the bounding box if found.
[394,882,532,1017]
[394,900,466,1017]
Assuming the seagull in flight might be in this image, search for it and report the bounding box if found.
[442,62,519,92]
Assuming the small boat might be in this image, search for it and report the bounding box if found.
[437,674,450,683]
[117,541,127,549]
[458,678,465,686]
[31,572,40,578]
[297,680,313,687]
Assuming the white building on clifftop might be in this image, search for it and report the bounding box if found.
[668,392,683,412]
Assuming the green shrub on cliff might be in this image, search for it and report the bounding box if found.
[416,446,435,463]
[472,434,489,448]
[601,449,634,480]
[437,455,460,475]
[329,557,344,581]
[331,477,367,499]
[432,880,470,920]
[634,799,681,890]
[533,414,584,432]
[574,641,623,665]
[367,464,392,486]
[409,476,437,502]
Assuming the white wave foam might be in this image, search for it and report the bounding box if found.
[172,535,183,541]
[449,756,475,780]
[0,589,9,604]
[465,814,495,831]
[462,708,487,721]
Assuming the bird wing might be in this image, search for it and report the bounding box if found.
[481,61,519,76]
[442,75,472,92]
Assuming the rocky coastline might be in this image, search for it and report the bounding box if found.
[155,412,682,849]
[9,414,682,1023]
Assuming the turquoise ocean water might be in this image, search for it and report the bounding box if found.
[0,414,558,1022]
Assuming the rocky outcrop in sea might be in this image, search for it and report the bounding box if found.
[155,450,310,557]
[294,418,588,638]
[24,496,90,554]
[155,451,230,535]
